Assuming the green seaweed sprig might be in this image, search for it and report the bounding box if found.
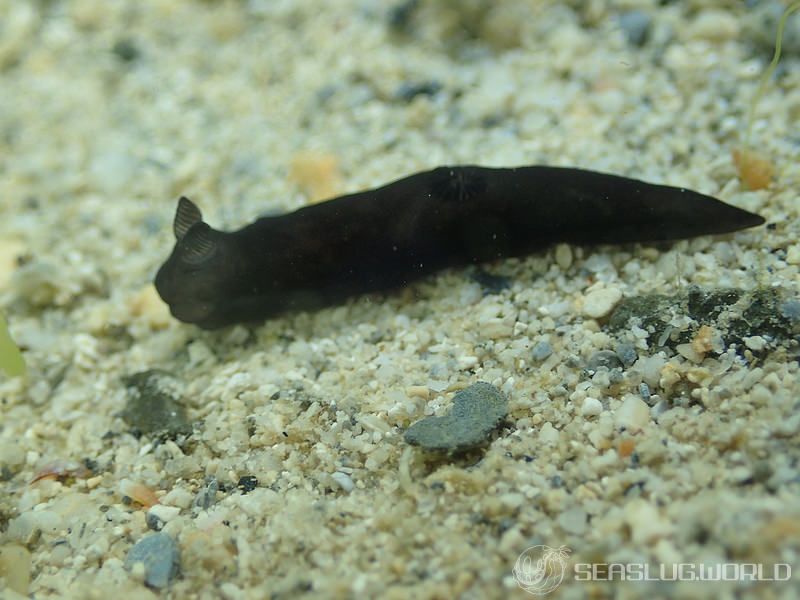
[0,311,25,378]
[735,1,799,189]
[742,1,799,151]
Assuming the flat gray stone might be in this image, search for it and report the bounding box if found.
[404,382,508,452]
[125,532,180,589]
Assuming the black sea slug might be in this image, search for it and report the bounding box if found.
[155,165,764,329]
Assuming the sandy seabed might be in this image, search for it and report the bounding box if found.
[1,1,799,599]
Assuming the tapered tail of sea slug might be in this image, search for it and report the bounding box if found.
[576,183,765,245]
[508,168,765,246]
[483,167,764,249]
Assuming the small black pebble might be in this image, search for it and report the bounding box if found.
[237,475,258,493]
[395,80,442,102]
[387,0,419,31]
[146,511,165,532]
[112,39,140,62]
[470,270,511,294]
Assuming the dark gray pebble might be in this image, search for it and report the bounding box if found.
[404,382,508,452]
[615,343,638,368]
[531,341,553,362]
[121,370,192,440]
[145,512,165,532]
[125,533,180,589]
[112,38,140,62]
[618,10,652,47]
